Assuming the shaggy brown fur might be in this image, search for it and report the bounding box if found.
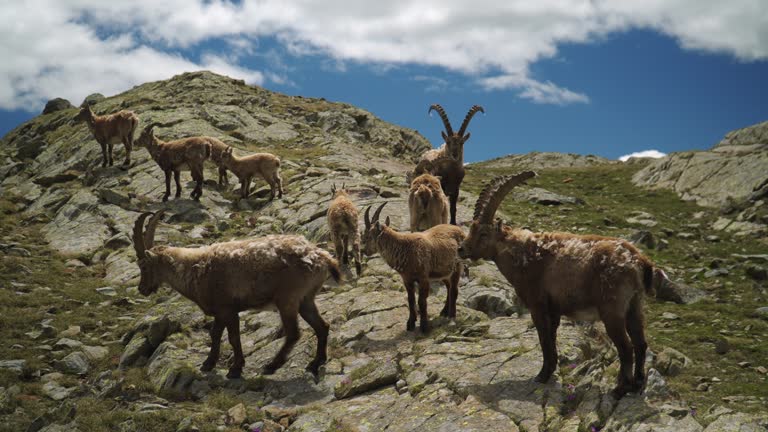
[220,147,283,199]
[135,126,211,201]
[459,172,664,398]
[412,104,484,225]
[206,138,231,186]
[73,105,139,168]
[409,173,449,232]
[327,184,362,275]
[133,212,340,378]
[362,203,465,332]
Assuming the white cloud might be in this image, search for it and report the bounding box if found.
[1,1,767,111]
[480,74,589,105]
[618,149,667,161]
[0,1,265,111]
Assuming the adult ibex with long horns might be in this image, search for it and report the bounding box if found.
[458,172,666,398]
[412,104,485,225]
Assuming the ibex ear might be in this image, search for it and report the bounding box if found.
[145,250,157,259]
[385,216,391,227]
[441,131,448,141]
[463,132,471,141]
[434,175,442,181]
[495,218,503,233]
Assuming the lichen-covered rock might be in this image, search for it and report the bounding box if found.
[146,342,201,396]
[334,358,399,399]
[42,189,110,255]
[55,351,90,375]
[654,347,692,376]
[511,187,584,206]
[633,121,768,208]
[119,335,153,368]
[42,98,74,114]
[0,360,27,376]
[42,381,76,401]
[82,93,105,106]
[656,278,707,305]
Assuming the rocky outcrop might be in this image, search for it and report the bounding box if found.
[42,98,74,115]
[632,120,768,209]
[478,151,612,170]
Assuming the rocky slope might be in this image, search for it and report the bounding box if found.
[1,72,767,432]
[632,121,768,237]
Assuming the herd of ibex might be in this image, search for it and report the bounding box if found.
[75,101,667,398]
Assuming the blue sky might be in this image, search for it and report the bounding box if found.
[1,1,767,162]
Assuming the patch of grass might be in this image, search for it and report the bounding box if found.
[0,209,158,426]
[204,389,242,411]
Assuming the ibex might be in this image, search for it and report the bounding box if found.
[219,147,283,200]
[132,211,340,378]
[73,105,139,168]
[458,172,665,398]
[361,203,465,333]
[327,183,363,275]
[414,104,484,225]
[408,172,449,232]
[135,126,211,201]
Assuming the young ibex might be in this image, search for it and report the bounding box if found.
[220,147,283,200]
[415,104,484,225]
[361,203,465,333]
[135,126,211,201]
[327,183,362,275]
[73,105,139,168]
[458,173,664,398]
[408,173,449,232]
[132,211,340,378]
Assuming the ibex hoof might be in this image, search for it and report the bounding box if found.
[200,361,216,372]
[305,360,324,376]
[226,368,242,379]
[610,385,629,399]
[534,371,552,383]
[420,323,431,334]
[261,365,277,375]
[406,321,416,332]
[439,308,449,317]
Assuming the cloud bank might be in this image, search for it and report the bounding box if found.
[1,0,767,111]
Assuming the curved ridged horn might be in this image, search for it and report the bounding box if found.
[132,212,153,259]
[474,171,537,224]
[457,105,485,137]
[372,202,387,224]
[364,205,371,228]
[144,211,165,250]
[428,104,453,136]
